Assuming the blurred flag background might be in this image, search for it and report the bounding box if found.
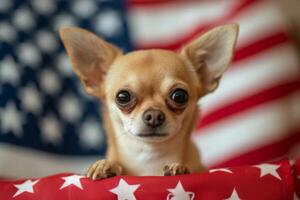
[0,0,300,178]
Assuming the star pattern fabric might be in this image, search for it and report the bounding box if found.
[225,188,241,200]
[0,159,297,200]
[60,175,84,190]
[13,179,39,197]
[255,164,281,180]
[109,178,140,200]
[167,181,195,200]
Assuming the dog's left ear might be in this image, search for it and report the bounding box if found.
[180,24,238,96]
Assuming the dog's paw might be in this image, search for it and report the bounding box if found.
[86,159,122,180]
[163,163,190,176]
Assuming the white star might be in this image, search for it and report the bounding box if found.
[13,179,39,197]
[255,164,281,180]
[56,52,73,76]
[209,168,233,173]
[17,43,41,67]
[0,56,19,85]
[0,102,23,137]
[59,94,81,122]
[20,85,42,114]
[60,175,84,190]
[167,181,195,200]
[72,0,97,18]
[40,115,62,145]
[31,0,56,15]
[12,6,35,31]
[95,10,122,36]
[225,188,241,200]
[79,118,104,149]
[53,14,76,31]
[39,69,60,95]
[109,179,140,200]
[35,30,58,53]
[0,22,17,42]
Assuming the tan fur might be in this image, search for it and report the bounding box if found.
[59,24,238,178]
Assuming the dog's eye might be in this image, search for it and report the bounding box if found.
[170,89,188,104]
[116,90,133,106]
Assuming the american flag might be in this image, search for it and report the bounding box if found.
[0,0,300,179]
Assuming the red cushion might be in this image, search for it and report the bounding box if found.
[0,159,298,200]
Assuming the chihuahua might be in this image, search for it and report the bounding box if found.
[59,24,238,179]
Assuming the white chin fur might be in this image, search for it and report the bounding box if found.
[129,131,171,142]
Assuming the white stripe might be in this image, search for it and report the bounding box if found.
[233,1,289,48]
[200,44,300,114]
[194,91,300,167]
[0,144,100,178]
[127,1,237,45]
[128,0,288,49]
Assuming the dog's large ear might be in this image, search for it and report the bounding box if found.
[59,27,121,97]
[180,24,238,96]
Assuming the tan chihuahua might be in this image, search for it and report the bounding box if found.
[59,24,238,179]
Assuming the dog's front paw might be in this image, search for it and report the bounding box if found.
[86,159,122,180]
[163,163,190,176]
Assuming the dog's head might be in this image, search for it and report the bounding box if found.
[59,25,238,142]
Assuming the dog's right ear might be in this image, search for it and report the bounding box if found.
[180,24,238,96]
[59,27,121,98]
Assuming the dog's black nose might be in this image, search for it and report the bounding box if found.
[142,109,165,128]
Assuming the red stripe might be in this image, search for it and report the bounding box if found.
[132,0,260,50]
[133,24,291,66]
[127,0,199,7]
[128,0,258,10]
[211,129,300,168]
[196,80,300,130]
[233,32,289,64]
[137,30,290,64]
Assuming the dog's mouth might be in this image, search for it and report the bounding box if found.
[137,133,168,138]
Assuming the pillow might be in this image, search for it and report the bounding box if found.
[0,159,297,200]
[0,0,299,179]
